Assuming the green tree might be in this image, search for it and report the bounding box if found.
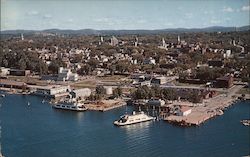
[96,85,106,95]
[113,86,122,98]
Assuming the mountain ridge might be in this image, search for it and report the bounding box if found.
[1,25,249,35]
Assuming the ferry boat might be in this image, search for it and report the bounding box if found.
[241,120,250,126]
[52,101,87,111]
[114,111,156,126]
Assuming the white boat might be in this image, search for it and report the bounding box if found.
[114,111,156,126]
[0,94,5,97]
[52,101,87,111]
[241,120,250,126]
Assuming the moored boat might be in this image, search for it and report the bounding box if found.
[241,120,250,126]
[52,101,87,111]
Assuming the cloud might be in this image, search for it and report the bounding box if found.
[27,10,39,16]
[185,13,193,19]
[222,7,234,12]
[204,10,214,15]
[241,5,250,11]
[43,14,52,19]
[67,19,73,23]
[164,22,174,26]
[210,19,221,24]
[93,18,110,23]
[137,19,146,24]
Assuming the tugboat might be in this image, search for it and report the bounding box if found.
[52,99,87,111]
[114,111,156,126]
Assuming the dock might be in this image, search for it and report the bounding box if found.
[164,85,244,126]
[84,99,127,111]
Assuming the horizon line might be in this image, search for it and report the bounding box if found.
[1,25,249,32]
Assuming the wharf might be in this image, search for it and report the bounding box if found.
[165,85,244,126]
[84,99,126,112]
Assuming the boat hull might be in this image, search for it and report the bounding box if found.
[114,117,155,126]
[52,105,87,111]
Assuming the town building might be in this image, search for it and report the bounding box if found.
[144,57,156,65]
[110,36,118,46]
[104,86,113,95]
[31,85,70,97]
[214,75,234,88]
[70,88,92,100]
[151,76,167,85]
[9,69,31,76]
[147,99,165,106]
[57,67,78,81]
[0,67,10,76]
[0,79,27,89]
[177,106,192,116]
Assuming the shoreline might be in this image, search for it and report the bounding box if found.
[164,85,249,126]
[1,85,249,127]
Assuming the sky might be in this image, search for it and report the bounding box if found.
[1,0,250,30]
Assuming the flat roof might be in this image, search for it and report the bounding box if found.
[28,85,68,90]
[180,106,191,112]
[0,79,26,86]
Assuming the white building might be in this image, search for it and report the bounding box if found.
[57,67,78,81]
[32,85,70,97]
[177,106,192,116]
[71,88,91,99]
[104,86,113,95]
[110,36,118,46]
[223,50,232,59]
[144,57,156,65]
[151,76,167,85]
[147,99,165,106]
[0,67,10,76]
[21,33,24,41]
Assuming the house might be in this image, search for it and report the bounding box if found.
[151,76,167,85]
[208,60,224,68]
[104,86,113,95]
[57,67,78,81]
[144,57,156,65]
[177,106,192,116]
[140,80,151,87]
[0,67,10,76]
[9,69,30,76]
[214,75,234,88]
[147,99,165,106]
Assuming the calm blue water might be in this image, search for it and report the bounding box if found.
[0,94,249,157]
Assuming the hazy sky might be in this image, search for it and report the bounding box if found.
[1,0,250,30]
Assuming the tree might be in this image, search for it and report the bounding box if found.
[113,86,122,98]
[78,64,91,75]
[188,90,202,103]
[96,85,106,95]
[162,88,178,100]
[48,59,63,74]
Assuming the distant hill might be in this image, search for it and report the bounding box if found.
[1,25,249,35]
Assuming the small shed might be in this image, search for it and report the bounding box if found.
[177,106,192,116]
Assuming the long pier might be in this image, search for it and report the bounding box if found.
[164,85,245,126]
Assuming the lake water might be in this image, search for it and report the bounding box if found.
[0,94,249,157]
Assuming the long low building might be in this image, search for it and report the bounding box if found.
[29,85,70,97]
[0,79,27,89]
